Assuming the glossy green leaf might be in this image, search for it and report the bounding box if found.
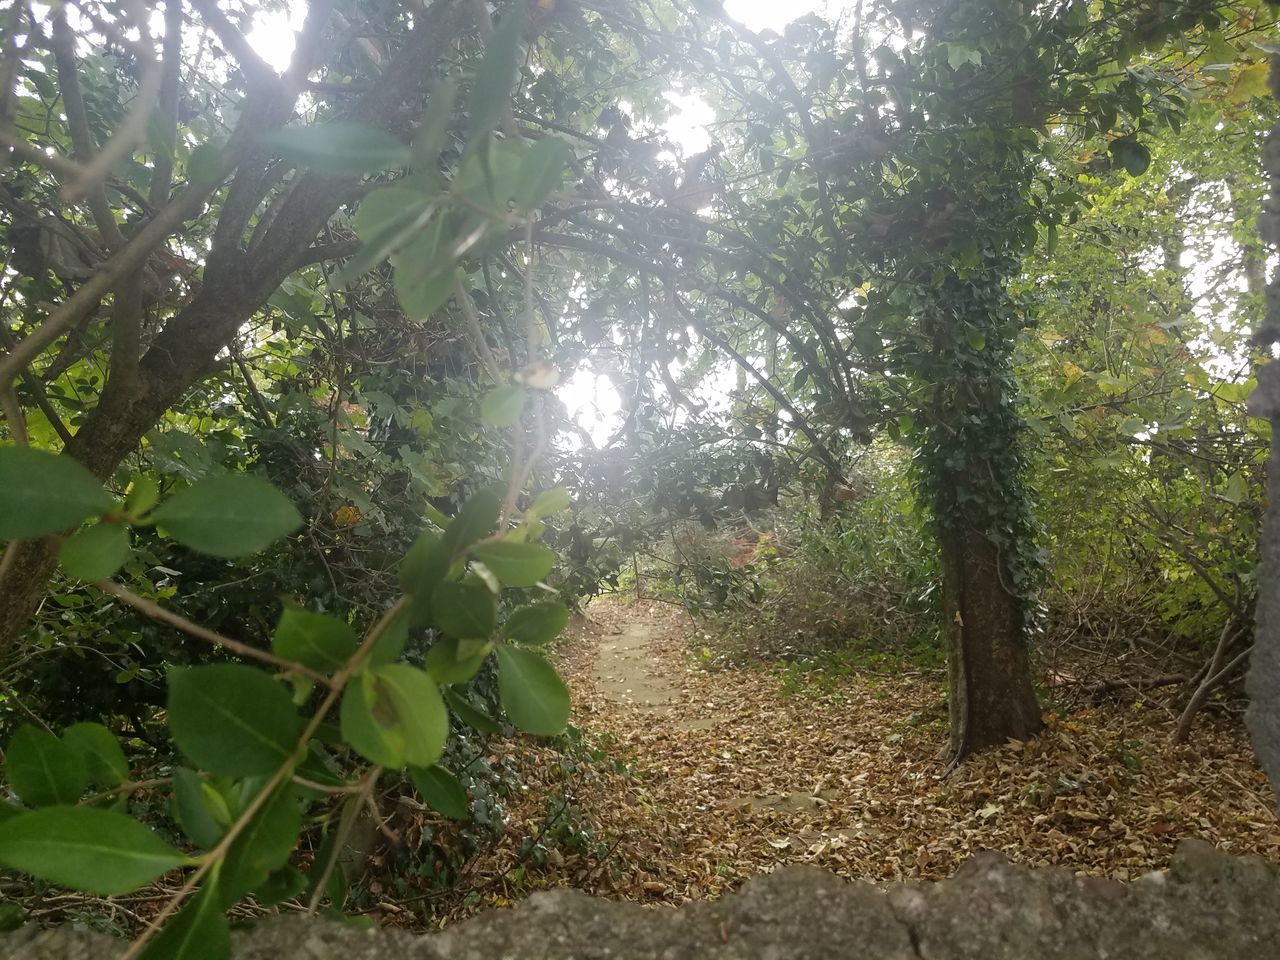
[272,607,357,673]
[0,446,112,540]
[168,665,305,776]
[502,600,570,646]
[0,807,186,896]
[494,644,569,736]
[471,540,554,587]
[408,765,469,820]
[259,123,409,176]
[59,523,130,581]
[424,636,491,685]
[400,530,451,627]
[442,487,503,556]
[221,783,302,904]
[480,384,526,427]
[431,580,497,638]
[138,884,228,960]
[368,603,413,666]
[152,475,302,558]
[443,688,502,734]
[61,722,128,788]
[171,768,226,849]
[4,725,88,807]
[341,665,447,769]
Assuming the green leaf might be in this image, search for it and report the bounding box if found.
[0,807,186,896]
[400,530,452,627]
[443,688,502,734]
[515,136,572,212]
[221,783,302,904]
[5,725,88,807]
[171,768,226,849]
[59,522,130,581]
[168,665,305,776]
[252,866,308,907]
[345,186,436,279]
[408,765,469,820]
[424,636,491,685]
[272,607,357,673]
[341,665,447,769]
[61,722,129,788]
[431,580,497,638]
[480,384,526,427]
[442,488,503,556]
[468,3,529,138]
[187,140,226,187]
[965,329,987,352]
[1229,61,1271,104]
[527,487,571,518]
[0,902,23,932]
[412,78,459,167]
[123,476,161,518]
[503,600,569,646]
[494,644,569,736]
[391,216,456,321]
[368,603,412,666]
[471,540,554,587]
[259,123,409,176]
[152,474,302,558]
[0,446,112,540]
[138,884,228,960]
[1109,137,1151,177]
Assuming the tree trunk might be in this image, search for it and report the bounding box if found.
[1245,56,1280,802]
[941,521,1043,762]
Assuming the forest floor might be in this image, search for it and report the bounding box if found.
[434,595,1280,922]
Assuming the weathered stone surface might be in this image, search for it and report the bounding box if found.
[3,841,1278,960]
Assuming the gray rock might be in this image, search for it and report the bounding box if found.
[4,841,1278,960]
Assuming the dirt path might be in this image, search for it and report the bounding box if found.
[532,595,1280,905]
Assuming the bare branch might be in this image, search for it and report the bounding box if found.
[147,0,184,208]
[0,126,82,178]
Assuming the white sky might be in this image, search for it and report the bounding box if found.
[247,1,826,73]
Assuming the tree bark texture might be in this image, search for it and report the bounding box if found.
[1245,56,1280,804]
[941,520,1043,762]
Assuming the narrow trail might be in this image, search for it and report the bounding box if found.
[528,595,1280,905]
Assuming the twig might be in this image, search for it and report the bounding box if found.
[119,599,409,959]
[95,579,335,688]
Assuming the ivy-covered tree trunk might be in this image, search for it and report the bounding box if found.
[918,276,1044,763]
